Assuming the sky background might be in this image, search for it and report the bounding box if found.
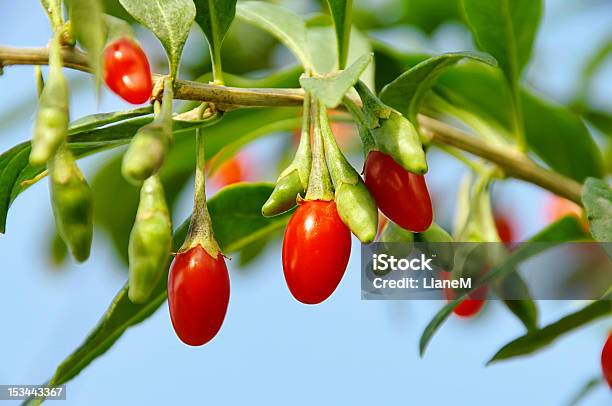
[1,0,611,405]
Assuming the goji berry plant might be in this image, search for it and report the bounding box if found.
[0,0,611,403]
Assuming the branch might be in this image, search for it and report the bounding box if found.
[0,45,583,204]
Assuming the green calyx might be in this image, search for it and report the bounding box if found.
[122,78,174,184]
[128,175,172,303]
[354,81,427,174]
[319,103,377,243]
[48,146,93,263]
[30,33,69,166]
[262,93,312,217]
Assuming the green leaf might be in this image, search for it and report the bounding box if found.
[431,61,604,182]
[521,90,604,182]
[380,51,496,124]
[0,109,214,234]
[300,53,372,108]
[582,178,612,257]
[236,1,313,71]
[487,299,611,364]
[30,183,291,399]
[193,0,237,80]
[324,0,352,69]
[494,272,538,332]
[66,0,107,84]
[419,216,589,356]
[118,0,196,77]
[68,106,153,133]
[306,25,374,88]
[461,0,542,83]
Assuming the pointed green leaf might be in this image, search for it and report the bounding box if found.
[432,61,604,182]
[487,299,611,364]
[194,0,237,80]
[27,183,291,400]
[461,0,542,83]
[306,25,374,88]
[236,1,313,71]
[419,216,589,356]
[325,0,352,69]
[66,0,106,84]
[379,51,496,124]
[582,178,612,257]
[300,53,372,108]
[118,0,196,77]
[0,109,217,234]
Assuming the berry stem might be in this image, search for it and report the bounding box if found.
[305,97,334,201]
[180,103,221,257]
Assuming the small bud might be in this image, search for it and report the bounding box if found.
[49,147,93,262]
[121,123,169,184]
[335,180,378,243]
[416,223,454,270]
[372,110,427,174]
[262,169,303,217]
[128,175,172,303]
[30,78,69,165]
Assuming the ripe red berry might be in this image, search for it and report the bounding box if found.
[168,245,230,346]
[103,38,152,104]
[602,333,612,388]
[364,151,433,232]
[494,213,515,244]
[443,273,487,318]
[282,200,351,304]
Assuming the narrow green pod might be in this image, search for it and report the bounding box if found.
[262,169,303,217]
[30,35,69,166]
[263,93,312,216]
[121,123,170,183]
[335,180,378,243]
[372,110,428,174]
[416,222,455,270]
[128,175,172,303]
[122,80,174,184]
[48,147,93,262]
[379,220,414,243]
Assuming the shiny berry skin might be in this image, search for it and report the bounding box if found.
[168,245,230,346]
[364,151,433,232]
[602,333,612,388]
[103,38,152,104]
[282,200,351,304]
[443,273,487,318]
[494,214,515,244]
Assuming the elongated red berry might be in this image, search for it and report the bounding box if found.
[364,151,432,232]
[443,273,487,318]
[103,38,152,104]
[282,200,351,304]
[602,333,612,388]
[168,245,230,346]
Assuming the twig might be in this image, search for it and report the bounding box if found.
[0,45,584,204]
